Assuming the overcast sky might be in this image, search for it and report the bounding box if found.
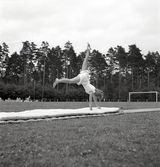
[0,0,159,55]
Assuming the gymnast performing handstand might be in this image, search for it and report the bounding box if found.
[53,43,104,110]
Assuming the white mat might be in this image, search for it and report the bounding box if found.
[0,107,120,121]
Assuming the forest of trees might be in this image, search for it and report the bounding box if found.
[0,41,160,102]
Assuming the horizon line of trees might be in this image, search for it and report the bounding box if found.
[0,41,160,102]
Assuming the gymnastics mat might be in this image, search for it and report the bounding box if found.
[0,107,120,121]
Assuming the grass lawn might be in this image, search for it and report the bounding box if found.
[0,102,160,167]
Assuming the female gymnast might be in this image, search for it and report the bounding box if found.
[53,43,104,110]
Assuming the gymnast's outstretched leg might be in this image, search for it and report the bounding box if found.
[53,75,80,88]
[81,43,91,71]
[53,43,91,88]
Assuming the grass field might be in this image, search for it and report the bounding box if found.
[0,102,160,167]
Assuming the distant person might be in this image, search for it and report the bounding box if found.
[53,43,104,110]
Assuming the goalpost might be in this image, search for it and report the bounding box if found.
[129,91,159,102]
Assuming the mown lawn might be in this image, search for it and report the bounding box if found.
[0,102,160,167]
[1,101,160,112]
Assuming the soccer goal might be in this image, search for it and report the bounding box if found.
[128,91,159,102]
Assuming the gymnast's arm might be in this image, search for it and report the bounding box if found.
[89,92,93,110]
[93,94,101,109]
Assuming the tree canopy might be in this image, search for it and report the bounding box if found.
[0,41,159,102]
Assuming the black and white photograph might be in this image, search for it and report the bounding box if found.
[0,0,160,166]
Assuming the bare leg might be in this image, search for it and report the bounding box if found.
[53,43,91,88]
[53,75,80,88]
[81,43,91,71]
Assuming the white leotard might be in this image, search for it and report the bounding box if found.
[77,70,95,94]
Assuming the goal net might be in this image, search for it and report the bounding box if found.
[128,91,158,102]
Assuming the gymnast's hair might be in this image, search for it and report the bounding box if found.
[94,89,104,101]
